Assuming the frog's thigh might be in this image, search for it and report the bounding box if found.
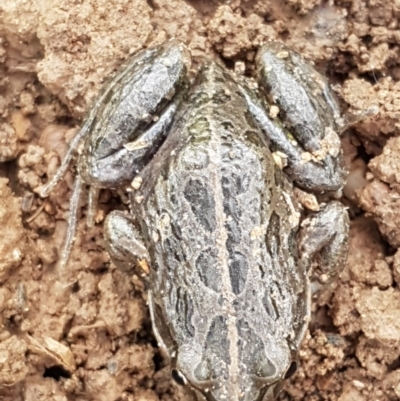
[104,210,150,275]
[298,202,349,289]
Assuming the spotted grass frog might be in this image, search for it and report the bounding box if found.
[40,40,349,401]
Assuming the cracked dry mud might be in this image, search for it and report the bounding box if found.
[1,0,400,400]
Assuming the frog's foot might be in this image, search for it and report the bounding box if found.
[240,41,347,193]
[104,210,150,277]
[298,201,349,295]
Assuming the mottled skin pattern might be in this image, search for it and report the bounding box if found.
[133,63,309,401]
[42,39,350,401]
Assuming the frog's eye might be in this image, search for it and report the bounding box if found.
[284,361,298,379]
[172,368,187,386]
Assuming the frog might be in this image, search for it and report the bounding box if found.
[39,40,349,400]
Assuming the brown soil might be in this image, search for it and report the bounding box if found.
[1,0,400,400]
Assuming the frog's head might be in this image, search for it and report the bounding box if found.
[175,371,296,401]
[172,353,298,401]
[170,322,298,401]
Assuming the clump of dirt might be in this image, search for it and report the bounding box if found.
[1,0,400,400]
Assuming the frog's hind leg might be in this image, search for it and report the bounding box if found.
[90,86,185,189]
[298,201,349,295]
[239,83,346,193]
[58,176,83,271]
[39,46,161,198]
[239,41,349,194]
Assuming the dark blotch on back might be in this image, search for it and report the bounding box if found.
[221,171,248,295]
[229,251,248,295]
[190,91,215,110]
[266,212,281,256]
[176,287,195,337]
[221,174,242,249]
[196,249,221,292]
[221,121,235,133]
[225,218,241,251]
[164,237,185,269]
[184,178,216,232]
[221,174,242,220]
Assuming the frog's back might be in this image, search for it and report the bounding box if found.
[137,62,310,400]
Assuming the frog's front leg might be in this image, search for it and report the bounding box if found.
[298,202,349,294]
[104,210,150,276]
[104,210,175,361]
